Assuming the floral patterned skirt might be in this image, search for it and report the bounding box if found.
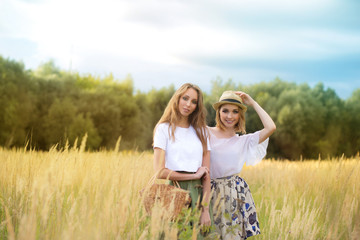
[211,175,260,240]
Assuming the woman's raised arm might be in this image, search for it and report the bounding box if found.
[235,91,276,143]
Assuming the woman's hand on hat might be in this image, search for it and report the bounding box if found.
[235,91,255,106]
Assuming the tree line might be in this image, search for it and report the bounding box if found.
[1,56,359,159]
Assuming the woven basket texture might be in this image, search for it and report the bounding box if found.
[142,183,191,219]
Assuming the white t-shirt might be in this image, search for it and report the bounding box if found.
[153,123,210,172]
[209,129,268,179]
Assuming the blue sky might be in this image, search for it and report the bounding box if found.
[1,0,359,99]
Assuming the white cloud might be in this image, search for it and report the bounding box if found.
[1,0,359,98]
[2,0,357,67]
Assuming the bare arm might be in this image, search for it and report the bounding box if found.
[201,150,211,205]
[153,148,208,180]
[236,91,276,143]
[200,150,211,227]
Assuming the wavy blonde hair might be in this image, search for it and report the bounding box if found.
[216,104,246,134]
[154,83,208,155]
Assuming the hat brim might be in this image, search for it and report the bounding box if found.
[212,101,247,112]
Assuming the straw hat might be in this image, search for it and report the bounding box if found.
[212,91,247,112]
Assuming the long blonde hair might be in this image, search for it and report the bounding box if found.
[216,105,246,134]
[154,83,208,155]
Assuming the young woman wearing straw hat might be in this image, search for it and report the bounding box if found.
[153,83,213,237]
[209,90,276,240]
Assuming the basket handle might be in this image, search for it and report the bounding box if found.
[146,168,181,188]
[173,180,181,188]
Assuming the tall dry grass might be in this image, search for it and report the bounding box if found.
[0,140,359,239]
[242,156,360,240]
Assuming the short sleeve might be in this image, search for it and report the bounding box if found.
[242,131,269,166]
[206,135,211,151]
[204,129,211,151]
[153,123,168,150]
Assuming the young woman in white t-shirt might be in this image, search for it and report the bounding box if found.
[209,90,276,240]
[153,83,212,234]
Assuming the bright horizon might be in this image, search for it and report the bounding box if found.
[1,0,360,99]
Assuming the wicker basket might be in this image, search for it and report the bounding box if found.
[141,175,191,219]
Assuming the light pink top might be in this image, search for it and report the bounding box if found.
[209,129,268,179]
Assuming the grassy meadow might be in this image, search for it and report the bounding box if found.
[0,141,359,239]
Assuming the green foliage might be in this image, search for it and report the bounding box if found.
[0,56,359,158]
[344,89,360,155]
[42,98,101,149]
[0,56,35,147]
[33,60,61,80]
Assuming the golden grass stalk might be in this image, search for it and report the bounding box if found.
[0,145,359,239]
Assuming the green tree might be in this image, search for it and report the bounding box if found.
[275,84,326,159]
[77,75,140,149]
[344,89,360,155]
[43,98,100,149]
[311,83,344,157]
[67,113,101,149]
[0,56,35,147]
[1,56,360,158]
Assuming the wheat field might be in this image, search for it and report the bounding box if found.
[0,140,359,239]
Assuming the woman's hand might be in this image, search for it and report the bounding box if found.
[235,91,276,143]
[194,166,209,180]
[234,91,255,107]
[200,208,211,230]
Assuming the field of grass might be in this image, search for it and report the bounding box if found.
[0,141,359,239]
